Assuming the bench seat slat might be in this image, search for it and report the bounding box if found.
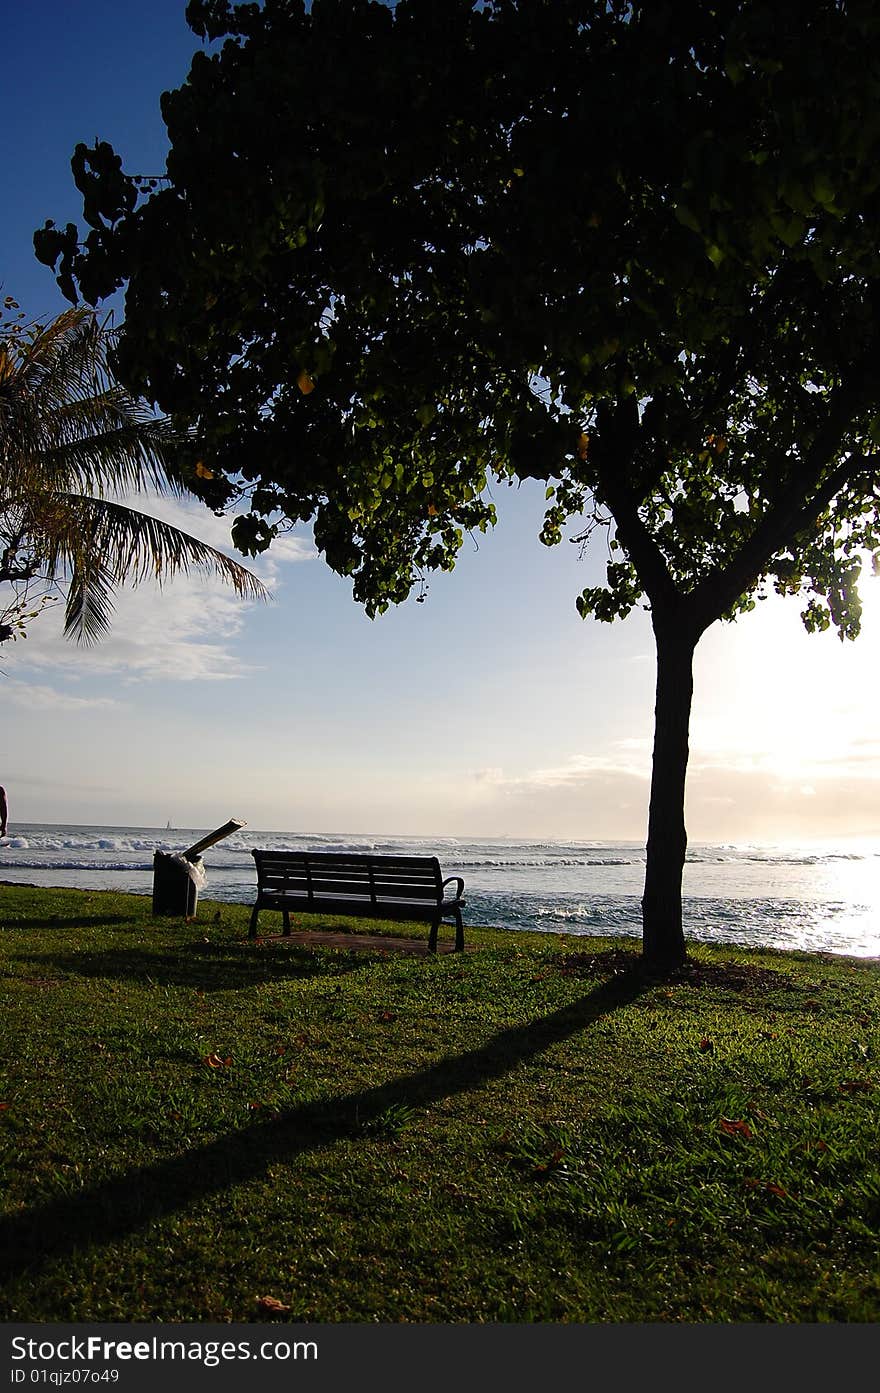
[370,884,440,900]
[258,889,462,908]
[372,871,439,885]
[252,869,458,896]
[307,876,372,894]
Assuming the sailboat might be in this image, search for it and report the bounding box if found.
[166,820,173,831]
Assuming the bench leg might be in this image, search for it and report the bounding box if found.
[454,908,464,953]
[283,909,291,936]
[248,902,260,939]
[428,915,440,953]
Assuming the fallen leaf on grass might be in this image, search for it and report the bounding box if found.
[745,1178,791,1199]
[719,1117,753,1139]
[764,1181,790,1199]
[532,1147,566,1176]
[204,1052,232,1069]
[256,1295,289,1313]
[698,1037,713,1052]
[838,1079,874,1093]
[377,1011,396,1023]
[0,1102,9,1111]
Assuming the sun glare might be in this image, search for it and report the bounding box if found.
[689,556,880,840]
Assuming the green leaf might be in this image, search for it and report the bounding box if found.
[812,174,836,207]
[674,205,701,234]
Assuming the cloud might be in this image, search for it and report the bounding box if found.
[688,727,880,784]
[517,748,652,788]
[8,582,257,683]
[459,729,880,840]
[470,767,505,785]
[466,746,653,799]
[2,492,315,684]
[456,748,651,838]
[2,681,120,711]
[682,762,880,839]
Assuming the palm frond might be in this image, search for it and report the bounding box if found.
[14,309,109,415]
[44,493,269,644]
[63,557,118,645]
[62,495,267,595]
[1,311,181,499]
[1,306,271,647]
[18,418,184,499]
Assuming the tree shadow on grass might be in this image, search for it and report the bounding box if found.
[9,941,379,990]
[0,966,648,1283]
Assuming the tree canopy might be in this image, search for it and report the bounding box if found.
[36,0,880,963]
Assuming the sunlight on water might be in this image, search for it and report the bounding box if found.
[1,824,877,959]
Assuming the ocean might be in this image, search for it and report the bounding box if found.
[1,822,878,959]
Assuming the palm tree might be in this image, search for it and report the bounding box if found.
[0,305,267,644]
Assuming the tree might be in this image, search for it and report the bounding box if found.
[0,302,267,645]
[36,0,880,967]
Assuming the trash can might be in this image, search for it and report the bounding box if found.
[151,818,246,918]
[151,851,206,917]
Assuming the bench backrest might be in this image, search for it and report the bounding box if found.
[252,850,443,904]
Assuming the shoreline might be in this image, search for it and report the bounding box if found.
[2,879,879,967]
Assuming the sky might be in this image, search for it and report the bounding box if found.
[2,0,879,844]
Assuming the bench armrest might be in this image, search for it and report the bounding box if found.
[441,876,465,903]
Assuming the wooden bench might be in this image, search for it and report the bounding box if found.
[248,850,466,951]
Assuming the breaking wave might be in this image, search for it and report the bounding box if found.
[1,823,878,957]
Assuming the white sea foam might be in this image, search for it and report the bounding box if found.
[3,822,878,957]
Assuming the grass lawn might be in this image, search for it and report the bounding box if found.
[1,882,878,1323]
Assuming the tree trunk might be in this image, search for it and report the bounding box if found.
[641,620,698,970]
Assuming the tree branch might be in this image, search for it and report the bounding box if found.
[592,399,681,619]
[690,444,878,631]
